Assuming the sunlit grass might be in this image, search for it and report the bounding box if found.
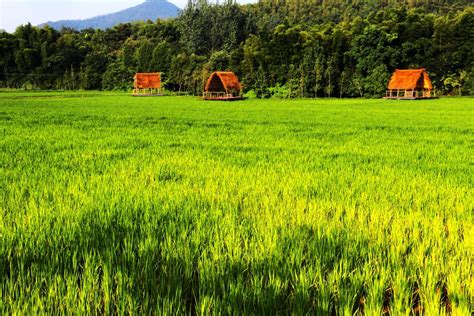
[0,92,472,314]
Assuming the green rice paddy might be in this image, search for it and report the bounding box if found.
[0,92,472,314]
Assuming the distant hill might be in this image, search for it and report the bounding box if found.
[40,0,180,30]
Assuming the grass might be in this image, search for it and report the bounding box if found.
[0,91,472,314]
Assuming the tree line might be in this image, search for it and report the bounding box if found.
[0,0,472,97]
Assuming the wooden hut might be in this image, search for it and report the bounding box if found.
[133,73,162,96]
[203,71,243,100]
[385,69,435,99]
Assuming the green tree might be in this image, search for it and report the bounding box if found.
[151,41,172,73]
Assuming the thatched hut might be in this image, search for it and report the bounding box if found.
[203,71,243,100]
[385,69,435,99]
[133,73,162,96]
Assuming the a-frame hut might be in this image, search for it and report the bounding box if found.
[385,69,435,99]
[133,73,162,96]
[203,71,243,100]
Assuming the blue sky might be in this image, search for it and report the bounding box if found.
[0,0,256,32]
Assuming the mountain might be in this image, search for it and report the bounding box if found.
[40,0,180,30]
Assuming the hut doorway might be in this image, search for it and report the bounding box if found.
[207,75,226,93]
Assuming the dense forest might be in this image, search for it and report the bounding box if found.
[0,0,473,97]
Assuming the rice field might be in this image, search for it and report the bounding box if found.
[0,92,473,314]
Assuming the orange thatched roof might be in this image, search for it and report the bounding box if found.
[134,73,161,89]
[388,69,432,90]
[205,71,242,93]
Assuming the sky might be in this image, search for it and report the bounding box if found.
[0,0,256,33]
